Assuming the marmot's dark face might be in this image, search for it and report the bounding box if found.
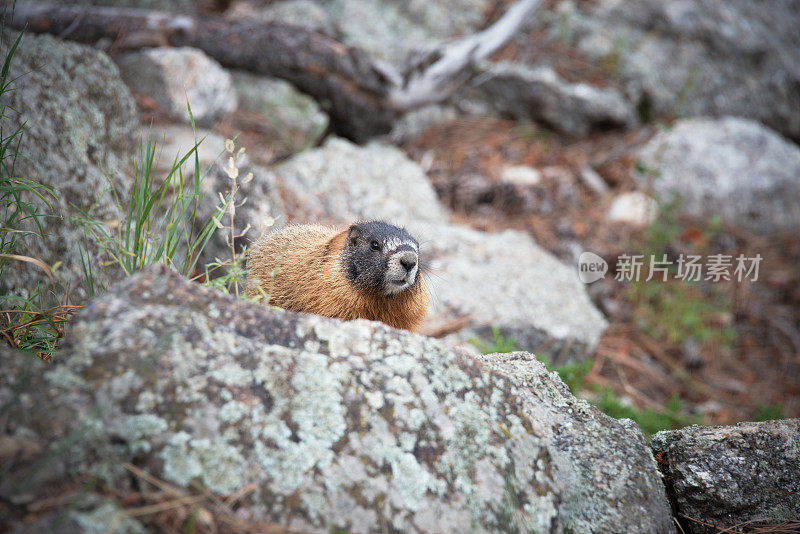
[342,221,421,297]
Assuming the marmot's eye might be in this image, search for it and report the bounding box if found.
[370,240,381,251]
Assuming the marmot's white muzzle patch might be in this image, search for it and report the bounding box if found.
[384,250,419,295]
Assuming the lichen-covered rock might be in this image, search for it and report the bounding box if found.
[468,62,638,136]
[568,0,800,140]
[651,420,800,533]
[637,117,800,234]
[479,352,673,532]
[1,266,671,532]
[0,31,137,302]
[115,47,236,126]
[276,139,608,359]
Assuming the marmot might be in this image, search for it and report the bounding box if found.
[246,220,428,331]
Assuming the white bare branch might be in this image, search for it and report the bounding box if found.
[390,0,543,110]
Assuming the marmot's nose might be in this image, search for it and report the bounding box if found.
[399,251,417,272]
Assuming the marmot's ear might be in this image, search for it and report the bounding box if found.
[347,224,362,246]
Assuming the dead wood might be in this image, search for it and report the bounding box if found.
[4,1,541,142]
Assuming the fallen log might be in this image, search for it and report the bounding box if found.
[4,0,541,142]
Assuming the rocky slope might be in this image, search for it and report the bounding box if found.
[1,266,672,533]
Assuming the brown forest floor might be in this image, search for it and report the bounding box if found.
[400,4,800,425]
[404,116,800,426]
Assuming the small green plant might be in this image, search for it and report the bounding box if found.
[673,63,702,117]
[594,391,701,436]
[0,285,78,358]
[598,36,627,76]
[0,29,44,270]
[754,404,784,422]
[538,356,594,395]
[470,326,518,354]
[625,195,737,349]
[629,281,736,347]
[74,106,228,284]
[199,138,274,298]
[640,193,681,254]
[557,8,574,45]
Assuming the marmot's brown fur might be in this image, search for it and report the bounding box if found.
[246,221,428,331]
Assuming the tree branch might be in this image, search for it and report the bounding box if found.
[4,2,397,141]
[4,0,541,141]
[390,0,542,110]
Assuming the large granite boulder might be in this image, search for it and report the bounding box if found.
[637,117,800,235]
[569,0,800,140]
[412,223,607,361]
[275,137,448,225]
[480,352,673,532]
[0,31,137,302]
[1,266,672,532]
[275,138,608,360]
[651,419,800,533]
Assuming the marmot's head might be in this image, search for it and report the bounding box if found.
[341,220,421,297]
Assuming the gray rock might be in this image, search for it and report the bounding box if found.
[570,0,800,140]
[607,191,657,226]
[115,47,236,126]
[275,137,449,225]
[325,0,492,64]
[0,31,137,302]
[637,117,800,234]
[413,223,608,361]
[276,139,608,359]
[480,352,673,532]
[231,70,328,153]
[1,266,672,532]
[469,62,638,136]
[651,419,800,533]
